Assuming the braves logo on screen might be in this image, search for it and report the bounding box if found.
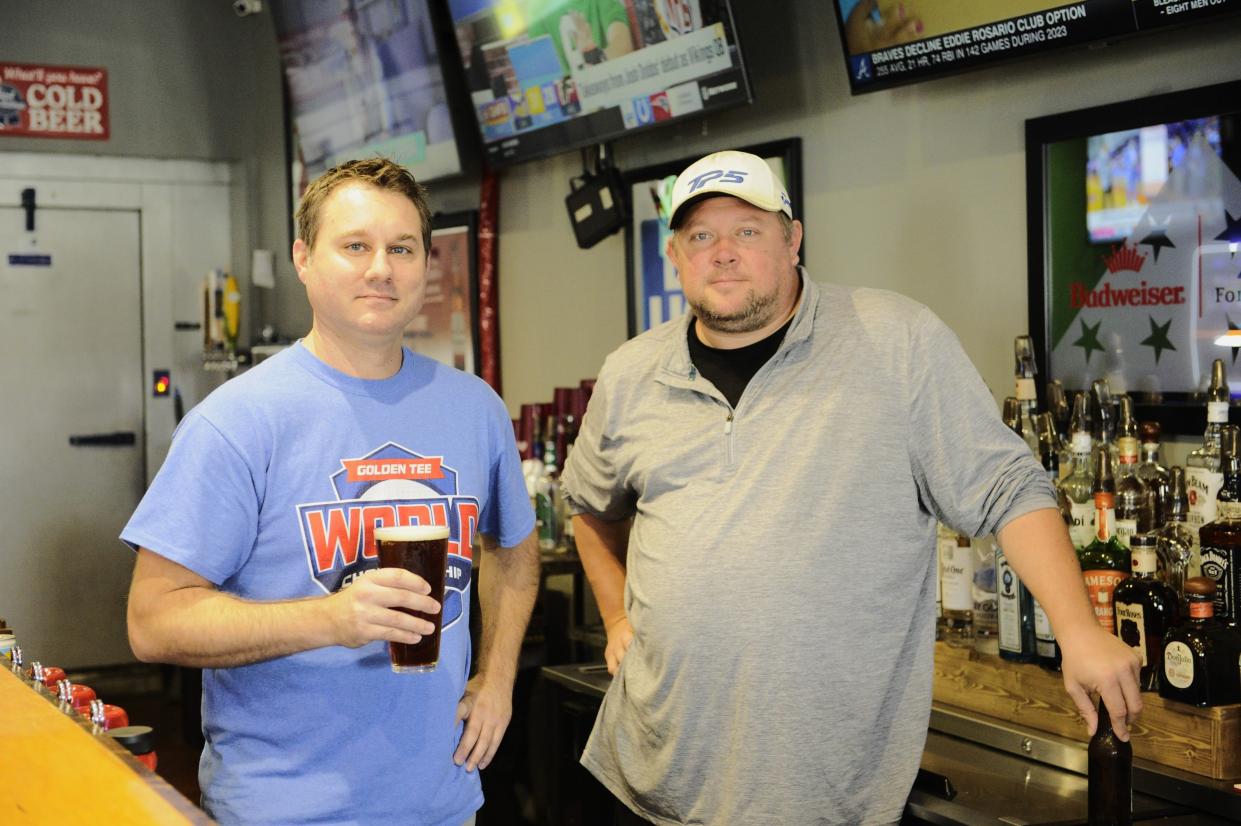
[296,442,479,632]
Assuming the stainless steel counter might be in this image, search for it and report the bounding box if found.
[541,663,1241,824]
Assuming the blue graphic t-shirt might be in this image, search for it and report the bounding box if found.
[122,343,534,825]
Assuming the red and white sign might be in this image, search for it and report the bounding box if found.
[0,63,109,140]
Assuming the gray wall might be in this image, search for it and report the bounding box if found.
[5,1,1241,445]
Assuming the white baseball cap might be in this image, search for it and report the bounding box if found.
[668,150,792,229]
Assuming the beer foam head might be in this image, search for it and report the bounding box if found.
[373,525,449,542]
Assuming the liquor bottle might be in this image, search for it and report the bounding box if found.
[1079,450,1131,634]
[1060,393,1096,551]
[1136,421,1170,525]
[1091,379,1118,475]
[996,397,1036,662]
[972,535,999,655]
[535,436,561,552]
[1159,577,1241,707]
[1088,696,1133,826]
[1113,533,1181,691]
[939,529,974,649]
[1198,423,1241,624]
[1114,434,1154,548]
[1047,379,1070,442]
[1013,336,1041,458]
[1155,467,1194,601]
[1186,359,1229,574]
[1036,412,1067,670]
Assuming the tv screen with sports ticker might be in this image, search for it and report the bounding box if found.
[444,0,752,166]
[832,0,1241,95]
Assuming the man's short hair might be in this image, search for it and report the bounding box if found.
[295,157,432,256]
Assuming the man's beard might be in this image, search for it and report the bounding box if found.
[689,286,779,335]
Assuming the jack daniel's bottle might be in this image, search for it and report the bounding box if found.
[1197,424,1241,624]
[1186,360,1229,574]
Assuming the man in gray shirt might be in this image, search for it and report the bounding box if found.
[559,150,1142,824]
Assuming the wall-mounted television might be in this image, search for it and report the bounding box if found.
[832,0,1241,95]
[1027,80,1241,436]
[443,0,752,166]
[272,0,463,197]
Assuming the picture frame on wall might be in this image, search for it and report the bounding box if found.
[1025,80,1241,436]
[403,211,483,375]
[623,138,803,338]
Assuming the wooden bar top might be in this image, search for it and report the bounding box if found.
[0,664,210,824]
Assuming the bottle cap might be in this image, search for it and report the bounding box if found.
[108,725,156,755]
[1184,576,1217,598]
[1139,420,1160,444]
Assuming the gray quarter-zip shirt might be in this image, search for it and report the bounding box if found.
[560,274,1057,825]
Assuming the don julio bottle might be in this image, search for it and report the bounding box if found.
[1159,577,1241,707]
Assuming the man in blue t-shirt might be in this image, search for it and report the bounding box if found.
[123,158,538,825]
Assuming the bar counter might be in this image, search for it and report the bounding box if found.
[0,665,210,824]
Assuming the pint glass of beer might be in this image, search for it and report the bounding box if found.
[374,525,449,673]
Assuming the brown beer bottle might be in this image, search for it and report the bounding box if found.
[1087,697,1132,826]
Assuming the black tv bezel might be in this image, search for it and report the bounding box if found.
[829,2,1241,96]
[434,0,754,168]
[1025,78,1241,437]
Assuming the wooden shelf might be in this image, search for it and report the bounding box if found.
[933,641,1241,779]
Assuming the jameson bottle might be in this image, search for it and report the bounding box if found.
[1114,433,1154,548]
[1080,450,1131,634]
[1114,534,1181,691]
[1155,467,1194,601]
[1186,359,1229,575]
[1160,577,1241,707]
[1060,393,1096,551]
[1088,697,1133,826]
[1197,424,1241,624]
[1136,421,1170,525]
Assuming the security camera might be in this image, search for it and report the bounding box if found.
[233,0,262,17]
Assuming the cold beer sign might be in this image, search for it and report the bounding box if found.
[0,63,109,140]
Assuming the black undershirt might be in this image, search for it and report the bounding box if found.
[687,316,794,409]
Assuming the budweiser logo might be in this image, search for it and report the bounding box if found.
[1104,243,1147,274]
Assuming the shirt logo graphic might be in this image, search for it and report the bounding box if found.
[296,442,478,631]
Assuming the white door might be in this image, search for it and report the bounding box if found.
[1,205,144,668]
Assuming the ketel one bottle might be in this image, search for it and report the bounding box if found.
[1186,359,1230,574]
[1198,424,1241,625]
[939,529,974,649]
[1159,577,1241,707]
[1060,393,1096,551]
[1113,534,1180,691]
[1079,450,1130,634]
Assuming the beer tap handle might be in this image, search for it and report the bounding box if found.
[90,699,106,729]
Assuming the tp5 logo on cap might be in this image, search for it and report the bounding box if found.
[687,169,747,193]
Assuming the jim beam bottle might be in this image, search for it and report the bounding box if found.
[1155,467,1194,601]
[1114,432,1154,548]
[939,529,974,649]
[1079,450,1130,634]
[1198,423,1241,624]
[1186,359,1229,575]
[1088,697,1133,826]
[1060,393,1096,551]
[1113,533,1180,691]
[1159,577,1241,707]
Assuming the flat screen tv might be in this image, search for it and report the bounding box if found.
[832,0,1241,95]
[1027,80,1241,436]
[272,0,463,196]
[443,0,752,166]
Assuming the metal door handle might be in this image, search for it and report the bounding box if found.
[68,431,136,447]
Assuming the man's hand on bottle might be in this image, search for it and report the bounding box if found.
[1060,624,1143,740]
[604,615,634,676]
